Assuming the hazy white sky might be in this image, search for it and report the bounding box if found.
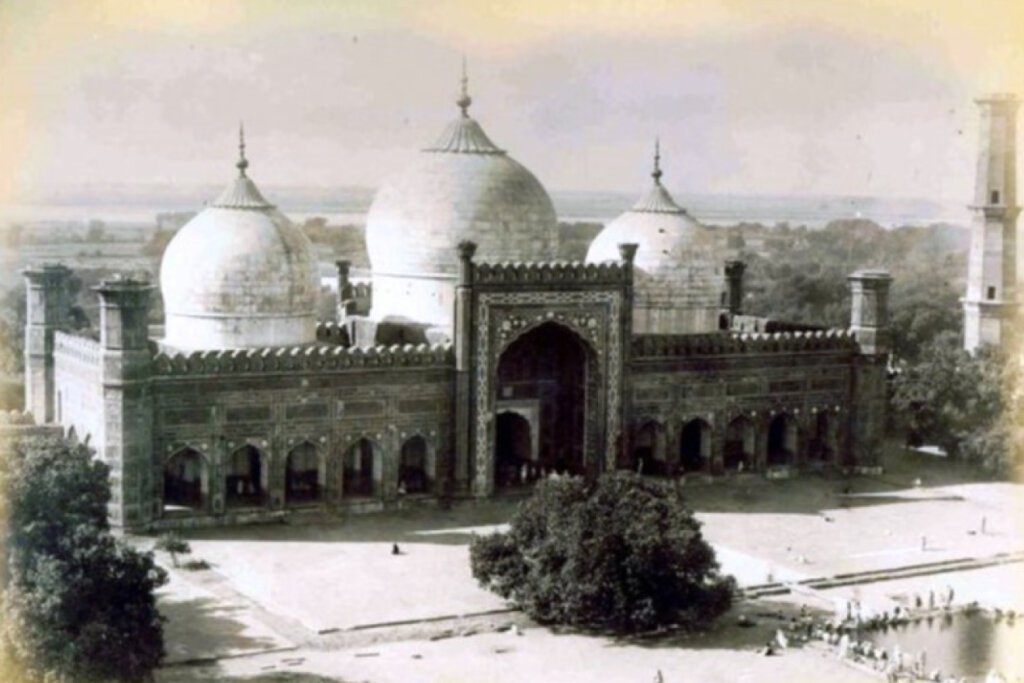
[1,0,1022,202]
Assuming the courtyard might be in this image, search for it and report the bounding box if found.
[152,444,1024,682]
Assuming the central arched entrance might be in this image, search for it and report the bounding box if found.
[495,322,592,488]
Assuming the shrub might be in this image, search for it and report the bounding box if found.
[155,532,191,568]
[470,472,735,633]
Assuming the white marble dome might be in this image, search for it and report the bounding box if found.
[160,148,319,351]
[587,148,723,334]
[365,86,558,329]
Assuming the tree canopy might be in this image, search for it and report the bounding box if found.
[0,435,167,683]
[470,472,735,633]
[891,332,1022,475]
[736,220,965,361]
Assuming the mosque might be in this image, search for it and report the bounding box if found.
[22,74,893,530]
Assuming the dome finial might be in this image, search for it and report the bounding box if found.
[237,121,249,177]
[652,137,663,185]
[456,56,472,117]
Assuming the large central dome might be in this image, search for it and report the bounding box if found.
[160,132,319,351]
[365,73,558,329]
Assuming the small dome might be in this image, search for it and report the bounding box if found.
[587,143,722,334]
[160,132,319,350]
[365,70,557,329]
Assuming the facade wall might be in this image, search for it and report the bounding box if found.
[149,345,455,526]
[53,332,103,448]
[627,332,862,472]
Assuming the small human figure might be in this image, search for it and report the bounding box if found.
[392,543,401,555]
[929,590,936,610]
[922,535,928,551]
[775,629,789,649]
[981,516,987,535]
[654,671,664,683]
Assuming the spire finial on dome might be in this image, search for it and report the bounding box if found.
[236,121,249,177]
[456,56,472,117]
[652,137,663,185]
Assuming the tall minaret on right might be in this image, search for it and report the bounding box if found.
[963,93,1020,352]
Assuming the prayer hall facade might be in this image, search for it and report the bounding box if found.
[22,77,892,530]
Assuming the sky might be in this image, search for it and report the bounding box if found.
[1,0,1023,203]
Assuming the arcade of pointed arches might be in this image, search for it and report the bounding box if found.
[159,431,440,516]
[629,407,844,477]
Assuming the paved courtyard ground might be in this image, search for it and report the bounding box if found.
[153,444,1024,682]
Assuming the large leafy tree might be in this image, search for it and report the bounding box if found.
[0,435,167,683]
[891,332,1020,475]
[470,473,735,633]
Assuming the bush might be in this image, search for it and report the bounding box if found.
[155,532,191,568]
[470,472,735,633]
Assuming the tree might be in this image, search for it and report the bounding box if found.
[470,473,735,633]
[2,528,167,683]
[0,435,167,683]
[891,332,1017,474]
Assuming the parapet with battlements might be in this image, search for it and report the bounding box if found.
[471,260,630,286]
[632,329,858,358]
[151,342,453,377]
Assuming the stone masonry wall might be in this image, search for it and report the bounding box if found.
[149,343,455,526]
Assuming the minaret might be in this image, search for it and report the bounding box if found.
[963,93,1019,352]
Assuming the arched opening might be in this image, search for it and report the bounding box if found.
[767,414,798,466]
[226,445,268,508]
[496,322,591,484]
[808,412,837,462]
[679,419,711,473]
[724,417,755,471]
[399,436,432,494]
[633,421,667,476]
[495,412,532,488]
[163,448,208,512]
[285,442,321,505]
[343,438,379,498]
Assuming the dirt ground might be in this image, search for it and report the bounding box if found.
[153,443,1023,683]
